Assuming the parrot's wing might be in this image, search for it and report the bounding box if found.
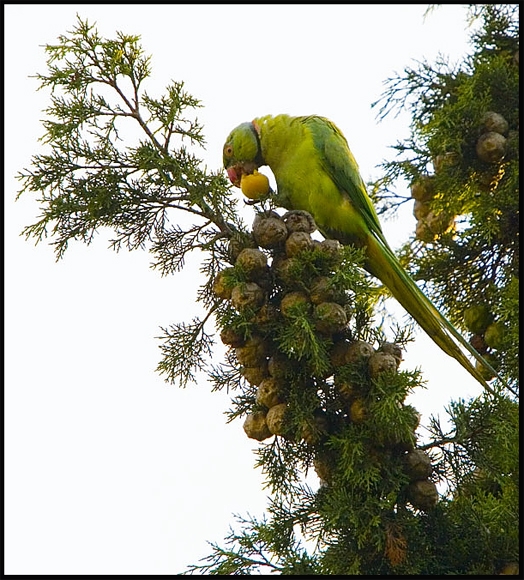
[304,115,392,250]
[301,116,507,393]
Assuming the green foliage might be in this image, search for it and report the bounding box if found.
[18,7,518,576]
[418,394,519,574]
[371,4,519,394]
[17,15,242,261]
[361,9,520,569]
[184,513,322,575]
[17,15,250,389]
[156,315,215,387]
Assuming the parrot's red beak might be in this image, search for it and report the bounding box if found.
[227,166,242,187]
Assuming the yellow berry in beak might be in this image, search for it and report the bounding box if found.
[240,170,270,199]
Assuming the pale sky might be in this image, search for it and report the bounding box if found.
[5,4,484,574]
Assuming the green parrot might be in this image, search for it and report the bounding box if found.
[223,113,501,392]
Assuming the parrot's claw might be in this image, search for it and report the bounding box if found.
[243,186,276,206]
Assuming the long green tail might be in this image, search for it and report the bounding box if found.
[365,234,502,394]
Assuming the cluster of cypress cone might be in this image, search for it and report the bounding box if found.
[411,110,516,244]
[213,209,437,511]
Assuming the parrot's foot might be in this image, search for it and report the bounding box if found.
[243,186,276,206]
[282,210,317,234]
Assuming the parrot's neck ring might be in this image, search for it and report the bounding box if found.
[250,120,265,166]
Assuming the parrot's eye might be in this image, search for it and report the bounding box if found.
[223,144,234,158]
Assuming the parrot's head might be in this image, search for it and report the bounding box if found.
[223,121,265,187]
